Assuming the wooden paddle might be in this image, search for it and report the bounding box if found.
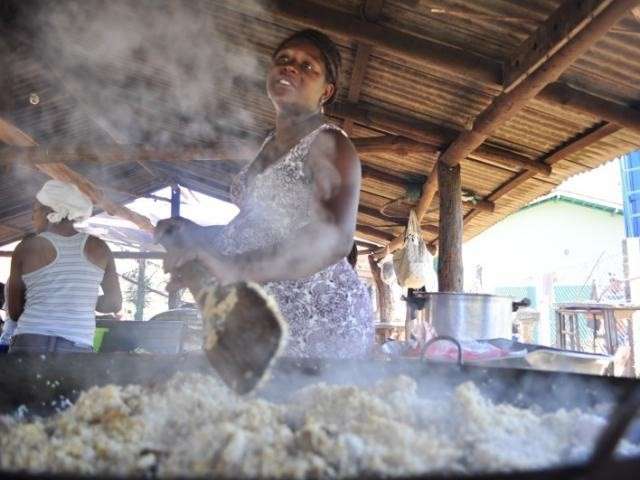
[155,224,287,395]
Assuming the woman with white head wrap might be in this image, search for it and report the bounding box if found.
[35,180,94,225]
[5,180,122,354]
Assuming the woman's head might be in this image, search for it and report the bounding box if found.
[267,29,341,115]
[33,180,93,231]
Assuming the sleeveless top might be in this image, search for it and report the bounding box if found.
[15,232,105,346]
[214,123,374,358]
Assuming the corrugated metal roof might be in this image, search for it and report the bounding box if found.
[1,0,639,248]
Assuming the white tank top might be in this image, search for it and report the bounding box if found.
[15,232,105,346]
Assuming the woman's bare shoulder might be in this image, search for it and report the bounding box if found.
[14,234,46,255]
[85,235,111,253]
[84,235,112,267]
[313,126,356,154]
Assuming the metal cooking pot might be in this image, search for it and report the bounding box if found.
[427,292,530,340]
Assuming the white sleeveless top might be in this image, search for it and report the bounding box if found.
[15,232,105,346]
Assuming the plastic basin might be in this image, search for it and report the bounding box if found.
[93,327,109,352]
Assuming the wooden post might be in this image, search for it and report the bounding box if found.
[368,255,394,323]
[134,258,146,322]
[437,162,463,292]
[168,185,181,309]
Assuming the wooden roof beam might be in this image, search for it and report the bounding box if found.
[469,144,552,176]
[538,82,640,135]
[358,205,439,234]
[330,103,552,175]
[0,224,26,235]
[272,0,501,87]
[463,122,622,225]
[0,134,434,166]
[355,239,381,251]
[353,135,439,155]
[0,143,258,166]
[329,101,450,147]
[356,224,395,242]
[361,165,495,212]
[503,0,612,91]
[275,0,640,133]
[438,0,636,170]
[0,117,37,147]
[361,164,417,190]
[0,116,155,232]
[374,0,635,258]
[341,0,385,135]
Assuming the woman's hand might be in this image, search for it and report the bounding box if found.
[164,248,242,290]
[155,217,200,250]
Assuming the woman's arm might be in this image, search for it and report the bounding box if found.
[6,241,27,321]
[96,254,122,313]
[93,239,123,313]
[178,130,360,284]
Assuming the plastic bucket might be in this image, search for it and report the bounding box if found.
[93,327,109,352]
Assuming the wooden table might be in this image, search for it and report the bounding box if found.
[555,302,640,375]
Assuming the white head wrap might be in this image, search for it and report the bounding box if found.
[36,180,93,224]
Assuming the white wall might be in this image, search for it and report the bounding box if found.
[463,199,625,292]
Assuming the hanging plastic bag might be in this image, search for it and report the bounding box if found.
[393,209,430,288]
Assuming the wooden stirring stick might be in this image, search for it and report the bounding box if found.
[156,225,287,394]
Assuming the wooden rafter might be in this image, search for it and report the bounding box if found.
[0,116,154,232]
[352,135,439,156]
[361,165,495,212]
[341,0,385,135]
[0,143,258,166]
[355,239,380,252]
[374,0,636,257]
[0,224,26,235]
[437,0,636,170]
[425,0,634,220]
[503,0,612,90]
[358,205,439,234]
[273,0,500,86]
[275,0,640,131]
[330,103,552,175]
[356,224,395,242]
[1,133,539,207]
[342,43,371,136]
[0,117,36,147]
[463,122,622,226]
[538,82,640,135]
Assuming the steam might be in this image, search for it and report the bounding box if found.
[16,0,269,149]
[1,0,279,246]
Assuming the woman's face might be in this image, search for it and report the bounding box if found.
[267,40,335,115]
[32,201,49,233]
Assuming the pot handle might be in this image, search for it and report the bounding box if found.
[512,298,531,312]
[421,335,463,367]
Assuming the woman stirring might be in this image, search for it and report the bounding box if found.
[158,29,373,358]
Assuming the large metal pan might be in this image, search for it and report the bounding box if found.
[0,353,633,416]
[0,353,638,480]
